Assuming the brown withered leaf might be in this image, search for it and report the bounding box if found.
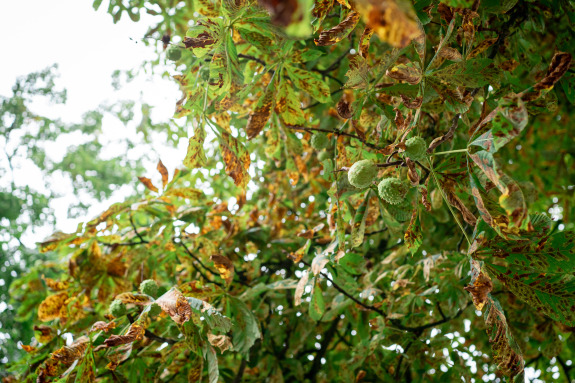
[437,3,453,23]
[386,64,421,85]
[246,85,274,140]
[21,344,37,353]
[210,255,235,285]
[218,131,251,189]
[114,292,152,305]
[405,158,419,186]
[359,27,374,58]
[400,94,423,109]
[207,334,233,353]
[137,177,159,193]
[156,288,192,324]
[442,180,477,226]
[103,323,145,348]
[314,11,361,46]
[90,321,117,333]
[359,0,419,48]
[43,277,69,291]
[464,270,493,311]
[438,46,462,62]
[534,51,573,91]
[157,160,169,189]
[420,178,431,212]
[337,97,353,119]
[351,119,367,141]
[500,59,519,72]
[38,292,68,322]
[36,336,89,381]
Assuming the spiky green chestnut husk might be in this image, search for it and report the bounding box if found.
[317,150,331,162]
[166,46,182,61]
[378,177,409,205]
[148,303,162,317]
[311,133,329,150]
[348,160,378,189]
[139,279,159,297]
[404,136,427,161]
[109,300,127,318]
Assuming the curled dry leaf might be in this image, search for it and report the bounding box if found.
[533,51,572,91]
[464,271,493,311]
[210,255,235,284]
[137,176,159,193]
[405,158,419,186]
[314,11,361,46]
[207,333,233,353]
[103,323,145,348]
[157,160,169,189]
[114,292,152,305]
[359,27,374,58]
[337,97,353,119]
[90,321,117,333]
[386,64,421,85]
[156,287,192,324]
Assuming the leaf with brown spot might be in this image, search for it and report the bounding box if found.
[285,65,331,103]
[157,160,169,189]
[184,19,223,57]
[294,269,309,306]
[38,292,68,322]
[438,46,462,62]
[43,277,69,291]
[138,177,158,193]
[164,187,203,200]
[21,344,37,353]
[156,287,192,324]
[405,158,419,186]
[210,255,234,285]
[400,94,422,109]
[314,11,360,46]
[441,180,477,226]
[464,261,493,310]
[218,131,251,189]
[533,51,572,91]
[358,0,420,48]
[468,37,498,59]
[246,84,274,140]
[337,95,353,119]
[359,27,374,58]
[386,64,421,85]
[103,323,145,347]
[312,0,335,32]
[288,239,312,263]
[184,126,207,169]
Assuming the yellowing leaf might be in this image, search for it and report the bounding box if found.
[246,85,274,140]
[357,0,419,48]
[210,254,234,285]
[218,131,251,189]
[138,176,159,193]
[157,160,169,189]
[38,292,68,322]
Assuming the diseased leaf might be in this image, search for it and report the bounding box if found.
[138,176,159,193]
[357,0,420,48]
[350,191,371,248]
[103,323,145,347]
[157,160,169,189]
[184,19,223,57]
[227,297,262,355]
[218,131,251,189]
[314,11,360,46]
[246,83,274,140]
[285,65,331,103]
[210,254,234,284]
[431,59,500,88]
[404,208,422,255]
[156,287,192,324]
[183,126,207,169]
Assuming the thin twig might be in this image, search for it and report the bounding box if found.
[286,125,382,150]
[175,239,224,288]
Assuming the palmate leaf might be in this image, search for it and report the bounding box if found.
[430,59,500,88]
[472,220,575,326]
[185,19,224,58]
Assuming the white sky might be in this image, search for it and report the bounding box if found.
[0,0,186,243]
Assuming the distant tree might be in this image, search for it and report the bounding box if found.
[5,1,575,382]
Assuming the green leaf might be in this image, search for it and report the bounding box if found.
[309,279,325,321]
[183,126,207,169]
[284,65,331,103]
[275,76,306,125]
[227,297,261,356]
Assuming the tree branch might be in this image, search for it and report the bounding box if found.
[286,125,383,150]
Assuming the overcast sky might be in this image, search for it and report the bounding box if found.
[1,0,184,242]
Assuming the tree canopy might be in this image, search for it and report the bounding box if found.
[4,0,575,382]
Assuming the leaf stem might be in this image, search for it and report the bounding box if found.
[432,148,469,156]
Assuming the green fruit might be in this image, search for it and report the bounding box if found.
[317,151,331,162]
[378,177,409,205]
[148,303,162,318]
[109,300,127,318]
[311,133,329,150]
[348,160,378,189]
[404,136,427,161]
[166,46,182,61]
[139,279,159,297]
